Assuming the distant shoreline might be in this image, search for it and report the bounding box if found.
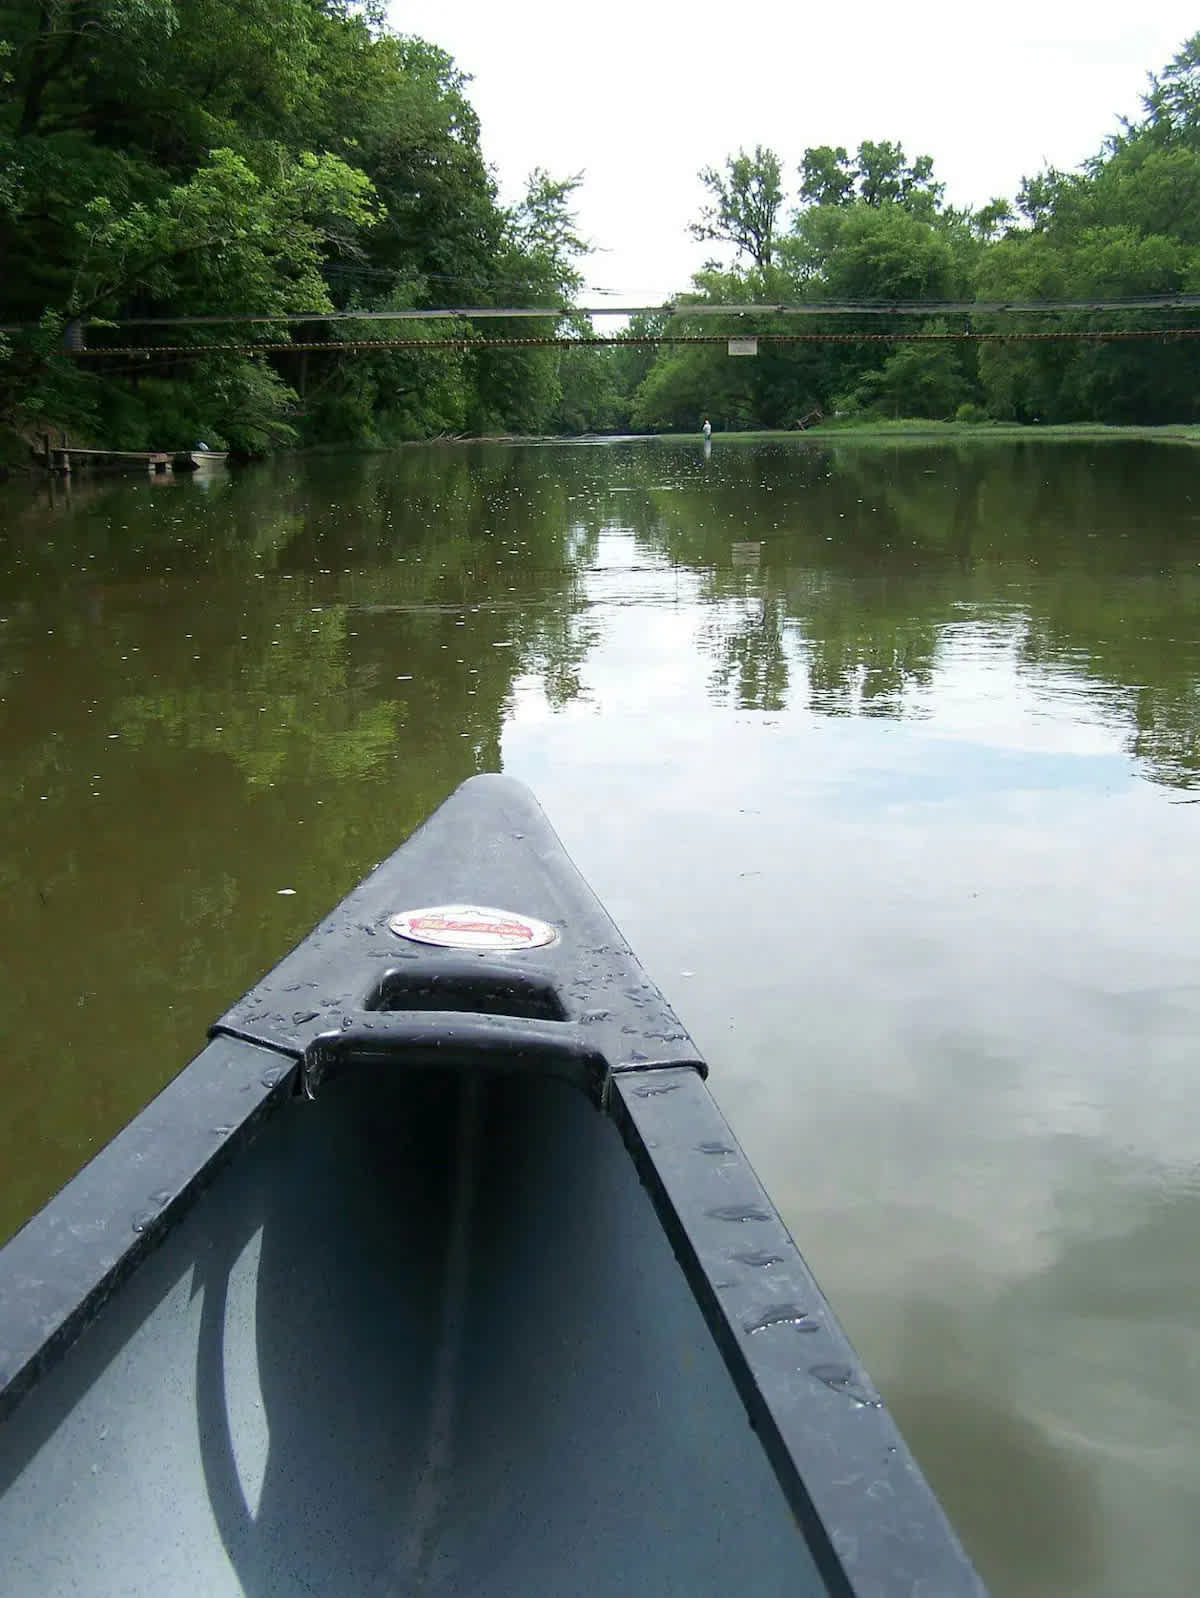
[407,421,1200,448]
[11,421,1196,475]
[647,421,1200,445]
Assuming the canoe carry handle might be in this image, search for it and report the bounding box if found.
[361,959,568,1022]
[301,1011,609,1102]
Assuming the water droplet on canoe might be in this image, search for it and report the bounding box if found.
[810,1364,882,1406]
[631,1080,678,1097]
[744,1305,818,1335]
[707,1204,771,1223]
[734,1249,785,1268]
[697,1141,734,1155]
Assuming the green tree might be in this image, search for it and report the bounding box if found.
[798,145,855,208]
[857,141,943,215]
[971,197,1015,241]
[974,31,1200,424]
[0,1,595,446]
[69,147,376,318]
[1142,32,1200,144]
[805,203,959,300]
[796,140,943,218]
[837,324,971,419]
[5,0,177,138]
[551,345,622,433]
[690,145,783,268]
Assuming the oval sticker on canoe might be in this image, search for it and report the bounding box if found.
[388,904,557,951]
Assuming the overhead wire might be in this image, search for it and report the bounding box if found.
[70,327,1200,359]
[8,292,1200,334]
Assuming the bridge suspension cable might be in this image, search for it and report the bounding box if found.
[70,326,1200,359]
[8,292,1200,336]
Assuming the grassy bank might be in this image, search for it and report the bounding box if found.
[651,421,1200,446]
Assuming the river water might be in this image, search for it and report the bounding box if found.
[2,438,1199,1595]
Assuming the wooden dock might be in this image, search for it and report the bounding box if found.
[44,443,229,475]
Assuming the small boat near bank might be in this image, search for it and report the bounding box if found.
[0,775,985,1596]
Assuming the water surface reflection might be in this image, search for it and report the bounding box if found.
[2,438,1199,1597]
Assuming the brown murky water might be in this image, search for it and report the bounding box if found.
[3,438,1199,1596]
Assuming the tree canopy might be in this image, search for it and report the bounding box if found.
[0,0,589,449]
[690,145,783,269]
[622,30,1200,434]
[4,19,1200,445]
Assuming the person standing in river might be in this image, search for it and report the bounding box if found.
[702,418,712,439]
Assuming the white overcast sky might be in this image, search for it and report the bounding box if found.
[386,1,1198,306]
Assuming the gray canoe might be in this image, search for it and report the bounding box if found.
[0,775,985,1596]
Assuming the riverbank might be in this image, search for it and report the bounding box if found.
[9,417,1200,472]
[657,420,1200,445]
[374,420,1200,449]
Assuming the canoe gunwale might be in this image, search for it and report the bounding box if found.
[611,1068,985,1596]
[0,1038,294,1429]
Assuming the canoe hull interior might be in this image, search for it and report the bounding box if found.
[0,1063,824,1597]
